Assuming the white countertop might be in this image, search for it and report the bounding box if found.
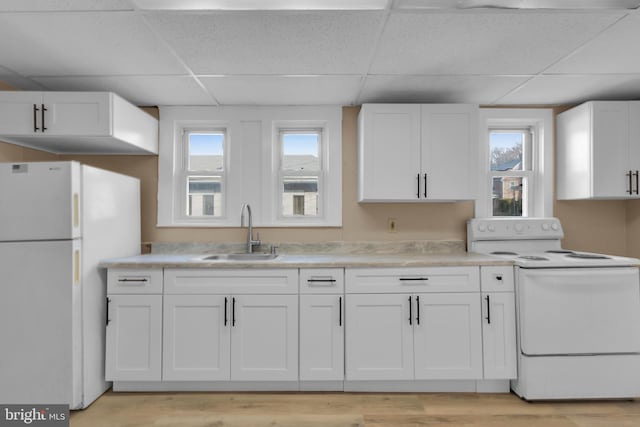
[100,252,512,269]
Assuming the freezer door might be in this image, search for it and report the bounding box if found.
[0,161,81,240]
[0,240,81,407]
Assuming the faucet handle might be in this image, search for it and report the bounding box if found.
[270,244,278,255]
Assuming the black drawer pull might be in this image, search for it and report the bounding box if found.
[307,279,337,283]
[399,277,429,281]
[118,278,148,283]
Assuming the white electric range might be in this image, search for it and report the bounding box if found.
[468,217,640,400]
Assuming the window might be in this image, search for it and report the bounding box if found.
[157,106,341,227]
[279,130,321,218]
[184,131,224,218]
[477,109,553,218]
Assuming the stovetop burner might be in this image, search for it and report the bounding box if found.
[491,251,518,255]
[567,253,611,260]
[518,255,550,261]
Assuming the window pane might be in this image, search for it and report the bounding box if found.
[189,132,224,172]
[490,132,524,172]
[282,176,318,217]
[187,176,222,217]
[492,176,525,217]
[282,133,320,171]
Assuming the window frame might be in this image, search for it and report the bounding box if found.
[476,108,553,218]
[157,106,341,228]
[181,128,227,220]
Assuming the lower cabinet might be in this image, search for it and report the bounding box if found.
[105,294,163,381]
[345,293,482,380]
[163,294,298,381]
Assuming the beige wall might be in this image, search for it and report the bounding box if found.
[0,105,636,256]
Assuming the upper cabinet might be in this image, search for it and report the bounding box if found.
[0,91,158,155]
[358,103,478,202]
[557,101,640,200]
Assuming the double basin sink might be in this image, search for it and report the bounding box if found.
[196,253,279,262]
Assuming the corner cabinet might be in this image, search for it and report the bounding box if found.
[557,101,640,200]
[358,103,478,202]
[0,91,158,154]
[105,269,163,381]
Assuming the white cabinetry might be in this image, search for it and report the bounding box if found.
[0,91,158,154]
[163,269,299,382]
[299,268,344,382]
[358,104,478,202]
[105,269,163,381]
[557,100,640,199]
[345,267,482,381]
[480,267,517,380]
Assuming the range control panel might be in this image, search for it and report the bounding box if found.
[467,217,564,241]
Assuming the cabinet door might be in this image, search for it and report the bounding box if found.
[358,104,421,201]
[105,294,162,381]
[628,101,640,198]
[345,293,414,380]
[591,101,630,198]
[163,295,231,381]
[413,293,482,380]
[300,295,344,381]
[43,92,111,135]
[481,292,517,379]
[230,294,298,381]
[0,91,43,134]
[421,104,477,200]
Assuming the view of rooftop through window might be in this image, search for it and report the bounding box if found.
[187,132,224,217]
[490,130,529,217]
[281,131,321,217]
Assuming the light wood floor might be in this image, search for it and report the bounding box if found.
[70,391,640,427]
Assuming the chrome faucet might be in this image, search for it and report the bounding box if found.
[240,203,261,253]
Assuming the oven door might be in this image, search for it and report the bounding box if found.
[517,267,640,356]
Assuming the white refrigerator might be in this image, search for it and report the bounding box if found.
[0,161,140,409]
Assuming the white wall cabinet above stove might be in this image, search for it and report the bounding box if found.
[0,91,158,154]
[557,101,640,200]
[358,104,478,202]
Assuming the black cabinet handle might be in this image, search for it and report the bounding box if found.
[408,296,413,325]
[33,104,39,132]
[41,104,47,132]
[232,297,236,327]
[106,297,111,326]
[628,171,633,195]
[307,279,337,283]
[416,295,420,325]
[224,297,228,326]
[424,173,427,198]
[339,296,342,327]
[485,295,491,324]
[635,171,639,195]
[117,278,148,283]
[495,274,503,281]
[399,277,429,281]
[416,173,421,199]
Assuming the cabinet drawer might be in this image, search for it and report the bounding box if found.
[300,268,344,294]
[345,267,480,294]
[480,266,514,292]
[107,268,163,294]
[164,269,298,294]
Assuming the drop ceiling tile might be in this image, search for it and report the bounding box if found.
[0,0,133,11]
[370,12,625,75]
[358,74,531,104]
[145,11,386,74]
[547,14,640,73]
[0,12,187,76]
[199,75,363,105]
[32,75,215,106]
[495,74,640,105]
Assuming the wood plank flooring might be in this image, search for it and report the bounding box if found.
[70,391,640,427]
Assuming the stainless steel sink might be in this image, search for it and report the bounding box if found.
[198,253,279,261]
